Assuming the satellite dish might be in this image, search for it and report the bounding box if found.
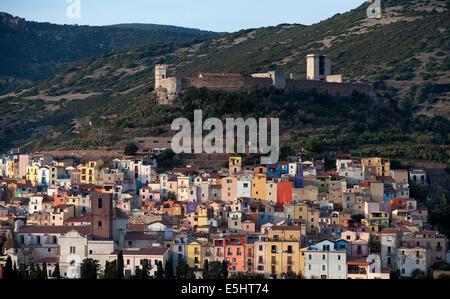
[186,203,197,215]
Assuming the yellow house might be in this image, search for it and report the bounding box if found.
[285,203,308,222]
[229,157,242,175]
[266,226,303,278]
[8,158,16,179]
[362,212,389,234]
[362,157,390,177]
[187,205,208,229]
[252,174,267,203]
[26,165,40,187]
[80,161,97,184]
[187,240,206,268]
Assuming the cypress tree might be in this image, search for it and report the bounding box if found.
[155,261,164,279]
[221,260,229,279]
[42,262,48,279]
[51,263,61,279]
[117,251,124,279]
[203,260,210,279]
[3,256,13,279]
[164,260,174,279]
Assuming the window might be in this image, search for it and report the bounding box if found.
[98,221,102,228]
[70,247,76,254]
[98,198,102,209]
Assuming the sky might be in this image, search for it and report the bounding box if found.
[0,0,367,32]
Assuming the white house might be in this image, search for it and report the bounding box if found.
[397,246,430,278]
[304,251,347,279]
[28,196,44,214]
[108,247,169,277]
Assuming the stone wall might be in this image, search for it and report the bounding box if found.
[286,79,376,97]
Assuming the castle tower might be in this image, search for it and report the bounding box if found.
[91,192,113,240]
[306,54,331,81]
[155,64,168,88]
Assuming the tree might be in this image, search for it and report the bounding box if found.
[281,271,303,279]
[51,263,61,279]
[411,269,427,279]
[137,259,151,280]
[42,262,48,279]
[3,256,13,279]
[124,143,138,156]
[104,260,119,279]
[80,258,99,280]
[221,260,229,279]
[203,261,223,279]
[229,273,266,279]
[117,251,124,279]
[29,264,43,279]
[351,214,365,224]
[390,269,400,279]
[167,191,177,201]
[186,269,196,279]
[203,260,210,279]
[176,258,190,279]
[164,260,174,279]
[155,261,164,279]
[18,264,29,279]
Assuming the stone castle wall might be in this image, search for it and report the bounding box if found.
[285,79,376,97]
[181,77,375,97]
[155,67,377,104]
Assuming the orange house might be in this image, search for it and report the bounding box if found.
[54,190,69,206]
[254,166,267,176]
[225,236,246,272]
[276,181,292,208]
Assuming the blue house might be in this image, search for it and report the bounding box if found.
[308,239,349,255]
[384,187,397,201]
[266,163,290,178]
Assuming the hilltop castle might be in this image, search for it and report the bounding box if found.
[154,54,377,104]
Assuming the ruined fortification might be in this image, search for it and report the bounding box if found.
[154,54,377,104]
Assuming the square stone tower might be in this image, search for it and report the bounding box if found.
[155,64,168,88]
[306,54,331,81]
[91,192,113,240]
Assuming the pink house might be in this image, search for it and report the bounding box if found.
[213,238,226,262]
[140,186,161,202]
[340,230,370,257]
[222,176,238,202]
[242,220,256,234]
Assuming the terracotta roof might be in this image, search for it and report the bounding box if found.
[64,214,92,223]
[128,223,146,231]
[346,258,370,266]
[35,257,58,263]
[271,226,301,231]
[18,225,91,236]
[125,231,158,241]
[381,228,398,234]
[112,247,168,256]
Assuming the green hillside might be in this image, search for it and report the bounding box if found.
[0,0,449,167]
[0,12,219,94]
